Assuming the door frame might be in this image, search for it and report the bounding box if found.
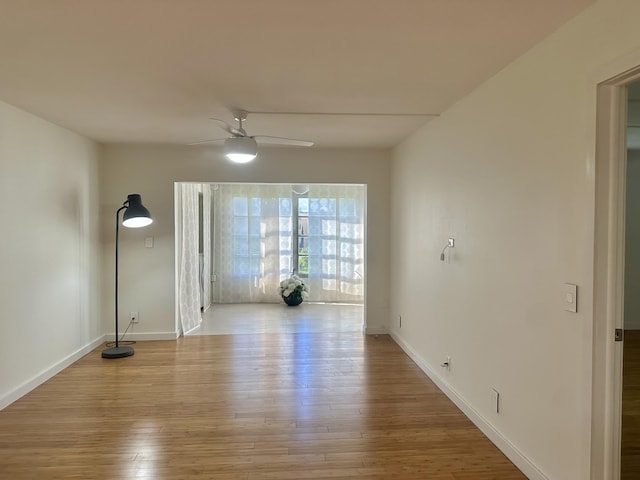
[174,181,369,333]
[592,67,640,480]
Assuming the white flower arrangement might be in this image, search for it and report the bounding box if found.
[279,274,310,303]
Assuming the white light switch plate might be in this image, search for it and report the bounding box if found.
[564,283,577,313]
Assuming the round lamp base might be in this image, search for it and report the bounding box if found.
[102,346,134,359]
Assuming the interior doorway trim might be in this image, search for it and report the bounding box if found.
[593,66,640,480]
[174,181,369,335]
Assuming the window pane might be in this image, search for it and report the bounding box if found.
[298,217,309,235]
[339,198,357,217]
[280,255,292,274]
[233,236,248,255]
[248,217,261,236]
[339,222,362,240]
[250,197,261,216]
[309,198,335,216]
[234,256,250,275]
[279,234,292,252]
[298,237,309,255]
[232,197,248,216]
[340,260,355,278]
[322,239,336,256]
[309,217,322,235]
[298,197,309,215]
[279,197,292,216]
[298,255,309,275]
[309,256,322,275]
[321,219,337,236]
[262,198,279,216]
[322,258,337,275]
[279,217,292,232]
[249,237,261,255]
[308,236,322,255]
[233,217,248,235]
[250,256,261,275]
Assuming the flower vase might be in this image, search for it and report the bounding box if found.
[283,294,303,306]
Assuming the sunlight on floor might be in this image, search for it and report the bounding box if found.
[188,303,364,335]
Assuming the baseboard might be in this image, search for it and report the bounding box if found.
[365,324,389,335]
[109,331,180,341]
[390,330,549,480]
[0,335,105,411]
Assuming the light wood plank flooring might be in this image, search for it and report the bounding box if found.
[0,333,525,479]
[622,330,640,478]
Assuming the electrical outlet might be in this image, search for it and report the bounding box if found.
[441,356,451,370]
[130,312,139,323]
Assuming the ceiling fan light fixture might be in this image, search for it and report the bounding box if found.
[224,137,258,163]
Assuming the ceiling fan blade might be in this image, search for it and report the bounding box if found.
[253,135,314,147]
[187,138,227,146]
[209,118,243,136]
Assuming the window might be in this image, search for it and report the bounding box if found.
[295,195,309,276]
[293,190,363,299]
[213,183,364,304]
[231,196,292,277]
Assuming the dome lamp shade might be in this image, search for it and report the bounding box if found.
[122,194,153,228]
[224,137,258,163]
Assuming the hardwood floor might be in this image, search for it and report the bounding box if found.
[622,330,640,478]
[0,333,525,479]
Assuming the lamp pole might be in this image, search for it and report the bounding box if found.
[113,204,127,351]
[102,194,152,359]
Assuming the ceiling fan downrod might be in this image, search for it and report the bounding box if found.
[232,109,249,136]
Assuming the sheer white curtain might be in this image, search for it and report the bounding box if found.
[178,183,202,333]
[211,183,365,305]
[201,184,212,311]
[213,184,292,303]
[305,184,365,304]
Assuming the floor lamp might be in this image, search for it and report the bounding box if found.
[102,194,153,359]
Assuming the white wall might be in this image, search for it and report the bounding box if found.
[99,145,390,337]
[390,0,640,479]
[625,150,640,329]
[0,100,101,408]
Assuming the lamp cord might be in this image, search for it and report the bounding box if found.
[105,320,137,348]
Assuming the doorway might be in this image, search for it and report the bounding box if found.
[175,182,367,336]
[593,70,640,480]
[621,81,640,478]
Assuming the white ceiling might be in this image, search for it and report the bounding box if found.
[0,0,594,148]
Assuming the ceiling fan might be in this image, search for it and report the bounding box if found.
[189,109,314,163]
